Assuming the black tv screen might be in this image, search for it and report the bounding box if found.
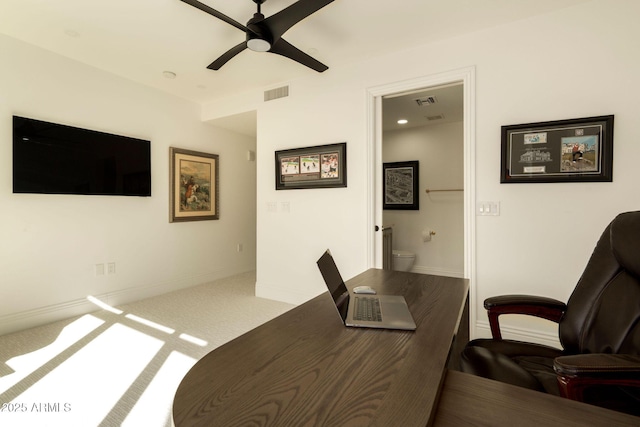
[13,116,151,196]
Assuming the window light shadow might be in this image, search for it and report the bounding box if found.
[0,295,212,427]
[0,314,104,394]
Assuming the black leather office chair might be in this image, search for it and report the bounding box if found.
[461,211,640,416]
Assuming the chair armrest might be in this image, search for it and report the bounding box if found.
[554,354,640,401]
[484,295,566,339]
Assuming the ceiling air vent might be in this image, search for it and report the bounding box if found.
[426,114,445,121]
[264,85,289,102]
[414,96,437,106]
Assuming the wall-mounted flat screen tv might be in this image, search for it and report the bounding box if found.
[13,116,151,197]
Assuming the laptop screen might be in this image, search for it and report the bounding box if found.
[316,250,349,323]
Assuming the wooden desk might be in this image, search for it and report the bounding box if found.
[434,370,640,426]
[172,269,469,427]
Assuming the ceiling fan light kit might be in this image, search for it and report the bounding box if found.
[246,11,272,52]
[247,37,271,52]
[179,0,335,72]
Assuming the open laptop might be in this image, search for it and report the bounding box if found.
[316,250,416,331]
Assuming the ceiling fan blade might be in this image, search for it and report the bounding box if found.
[269,38,328,72]
[179,0,248,32]
[264,0,335,39]
[207,42,248,70]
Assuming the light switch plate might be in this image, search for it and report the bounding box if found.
[477,201,500,216]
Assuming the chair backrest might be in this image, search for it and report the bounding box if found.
[560,211,640,355]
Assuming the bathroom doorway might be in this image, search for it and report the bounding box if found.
[366,67,476,331]
[381,83,464,277]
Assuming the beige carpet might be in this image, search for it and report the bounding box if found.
[0,271,294,427]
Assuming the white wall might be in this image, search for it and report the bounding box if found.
[0,34,257,335]
[383,122,464,278]
[203,0,640,345]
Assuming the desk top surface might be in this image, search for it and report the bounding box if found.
[434,370,640,426]
[172,269,469,427]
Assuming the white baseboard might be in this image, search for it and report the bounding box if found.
[0,265,252,336]
[474,320,562,349]
[0,296,98,337]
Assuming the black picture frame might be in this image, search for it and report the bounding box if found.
[275,142,347,190]
[501,115,614,183]
[383,161,419,210]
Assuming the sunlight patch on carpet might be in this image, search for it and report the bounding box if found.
[122,350,197,427]
[1,323,164,426]
[0,315,104,394]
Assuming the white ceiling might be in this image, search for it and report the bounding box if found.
[383,83,464,132]
[0,0,587,135]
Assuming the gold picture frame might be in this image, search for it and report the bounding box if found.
[169,147,219,222]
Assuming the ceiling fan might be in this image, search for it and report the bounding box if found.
[179,0,335,72]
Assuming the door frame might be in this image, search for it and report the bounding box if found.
[365,66,477,337]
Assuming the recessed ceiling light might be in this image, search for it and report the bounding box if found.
[397,119,408,125]
[162,71,177,79]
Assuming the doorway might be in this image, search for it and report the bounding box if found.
[382,83,464,276]
[366,66,476,337]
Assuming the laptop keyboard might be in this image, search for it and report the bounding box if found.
[353,297,382,322]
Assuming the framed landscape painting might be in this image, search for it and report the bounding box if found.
[170,147,219,222]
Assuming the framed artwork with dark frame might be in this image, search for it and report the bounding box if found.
[383,161,419,210]
[275,142,347,190]
[170,147,219,222]
[501,115,614,183]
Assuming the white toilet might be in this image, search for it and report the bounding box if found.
[392,250,416,272]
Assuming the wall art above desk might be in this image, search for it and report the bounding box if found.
[501,115,614,183]
[275,142,347,190]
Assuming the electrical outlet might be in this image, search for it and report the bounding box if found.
[95,263,105,276]
[107,262,116,275]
